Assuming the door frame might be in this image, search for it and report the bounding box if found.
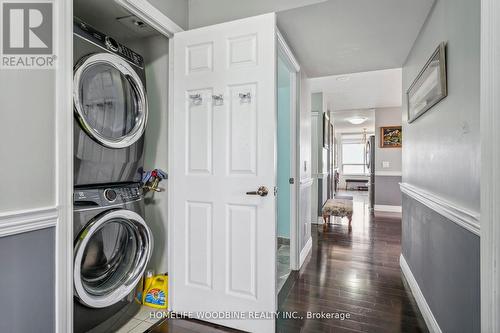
[480,0,500,331]
[277,30,301,271]
[55,0,74,331]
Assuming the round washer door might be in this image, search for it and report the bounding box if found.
[74,209,153,308]
[73,53,148,149]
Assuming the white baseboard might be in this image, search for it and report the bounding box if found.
[400,254,442,333]
[299,237,312,268]
[375,204,402,213]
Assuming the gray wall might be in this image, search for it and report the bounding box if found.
[0,32,57,332]
[402,0,480,212]
[0,71,55,211]
[374,107,402,207]
[375,175,402,206]
[128,35,170,275]
[401,0,480,331]
[0,229,55,333]
[375,107,402,173]
[402,195,480,332]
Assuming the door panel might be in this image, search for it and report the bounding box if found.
[171,13,277,333]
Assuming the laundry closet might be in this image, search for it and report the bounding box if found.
[68,1,300,332]
[72,0,171,332]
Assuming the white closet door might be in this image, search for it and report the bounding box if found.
[170,13,277,333]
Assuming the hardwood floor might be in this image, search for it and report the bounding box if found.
[147,192,428,333]
[278,193,428,333]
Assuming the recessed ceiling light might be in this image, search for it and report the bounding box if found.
[336,76,350,82]
[348,117,367,125]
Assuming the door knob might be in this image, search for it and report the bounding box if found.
[246,186,269,197]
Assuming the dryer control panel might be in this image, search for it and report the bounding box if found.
[74,18,144,68]
[74,184,142,207]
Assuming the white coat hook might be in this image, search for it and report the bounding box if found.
[212,94,224,106]
[239,92,251,103]
[189,93,202,105]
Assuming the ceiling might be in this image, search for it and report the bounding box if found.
[188,0,434,77]
[187,0,328,29]
[309,68,402,111]
[277,0,435,77]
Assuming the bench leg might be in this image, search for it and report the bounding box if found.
[348,215,352,232]
[322,214,330,232]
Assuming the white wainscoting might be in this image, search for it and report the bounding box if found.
[400,255,442,333]
[0,207,58,238]
[299,178,313,268]
[399,182,480,236]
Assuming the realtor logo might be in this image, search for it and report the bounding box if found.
[1,1,55,68]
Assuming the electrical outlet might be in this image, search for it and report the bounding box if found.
[382,161,390,168]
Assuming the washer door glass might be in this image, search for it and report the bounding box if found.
[74,53,148,149]
[74,210,152,308]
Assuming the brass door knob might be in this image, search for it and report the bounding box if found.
[246,186,269,197]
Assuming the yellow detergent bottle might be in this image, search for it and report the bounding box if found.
[143,274,168,309]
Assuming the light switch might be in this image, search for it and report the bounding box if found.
[382,161,390,168]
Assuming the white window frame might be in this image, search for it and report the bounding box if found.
[340,133,371,176]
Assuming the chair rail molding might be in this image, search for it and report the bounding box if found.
[399,182,480,236]
[400,255,442,333]
[480,0,500,331]
[0,207,58,238]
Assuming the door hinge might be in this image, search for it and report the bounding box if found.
[289,177,295,184]
[274,186,278,196]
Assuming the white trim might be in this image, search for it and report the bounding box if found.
[400,255,442,333]
[313,172,328,179]
[167,37,175,312]
[299,237,312,268]
[375,171,402,176]
[55,0,73,331]
[114,0,184,37]
[277,33,301,272]
[276,29,300,72]
[0,207,58,238]
[374,205,402,213]
[480,0,500,331]
[400,182,480,236]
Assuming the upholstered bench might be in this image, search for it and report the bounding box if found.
[322,198,354,231]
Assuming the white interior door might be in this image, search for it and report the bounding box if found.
[170,13,277,333]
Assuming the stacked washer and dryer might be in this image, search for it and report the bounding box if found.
[72,18,153,333]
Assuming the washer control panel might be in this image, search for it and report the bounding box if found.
[74,18,144,68]
[74,184,142,207]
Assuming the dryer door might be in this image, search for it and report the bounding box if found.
[73,53,148,149]
[74,209,153,308]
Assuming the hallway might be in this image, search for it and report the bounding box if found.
[277,192,428,333]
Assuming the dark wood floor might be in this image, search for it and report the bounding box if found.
[147,195,428,333]
[277,211,428,333]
